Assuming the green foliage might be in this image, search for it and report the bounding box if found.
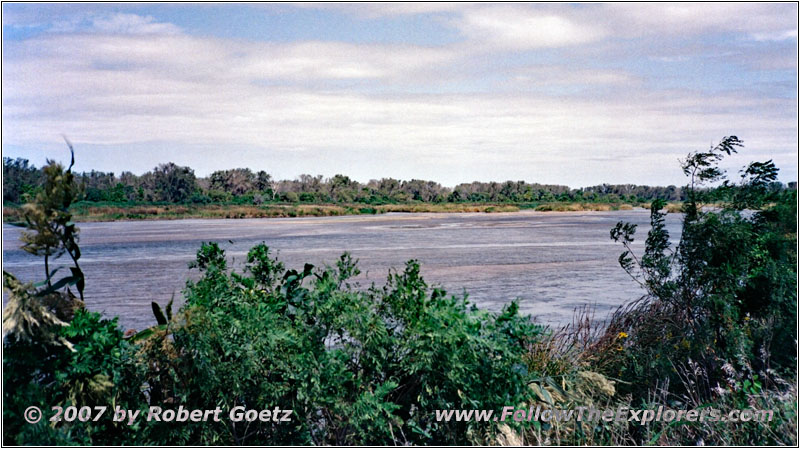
[188,241,227,271]
[151,301,168,326]
[519,138,796,446]
[5,229,545,445]
[729,159,781,210]
[604,137,796,406]
[150,162,198,203]
[12,155,790,213]
[209,168,256,196]
[611,199,675,298]
[680,135,743,218]
[3,157,41,204]
[4,309,132,445]
[3,146,136,444]
[70,247,538,445]
[2,271,73,349]
[17,144,85,299]
[243,243,285,290]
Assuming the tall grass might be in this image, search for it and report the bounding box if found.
[495,305,799,446]
[534,202,640,212]
[4,202,525,222]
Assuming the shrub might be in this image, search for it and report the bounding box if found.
[513,138,797,446]
[3,308,132,445]
[594,137,797,444]
[136,245,545,445]
[5,237,545,445]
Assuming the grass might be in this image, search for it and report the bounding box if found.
[500,304,799,446]
[3,203,350,222]
[478,301,799,446]
[3,202,526,222]
[373,203,520,213]
[533,202,641,212]
[2,201,657,223]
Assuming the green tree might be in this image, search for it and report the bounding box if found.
[150,163,198,203]
[606,136,796,402]
[3,157,41,203]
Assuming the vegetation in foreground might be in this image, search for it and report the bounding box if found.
[3,137,796,445]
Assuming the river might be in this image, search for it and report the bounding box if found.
[2,210,682,331]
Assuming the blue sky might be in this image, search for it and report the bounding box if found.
[2,3,797,187]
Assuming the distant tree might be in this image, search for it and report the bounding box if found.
[401,179,446,202]
[255,170,275,199]
[149,163,198,203]
[209,168,256,196]
[3,158,41,203]
[298,174,324,194]
[329,174,357,202]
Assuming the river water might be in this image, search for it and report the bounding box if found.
[2,210,682,331]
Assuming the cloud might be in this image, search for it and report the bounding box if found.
[297,3,468,18]
[455,6,606,49]
[750,29,798,42]
[90,13,182,35]
[314,3,798,48]
[1,4,797,186]
[606,3,798,37]
[234,41,455,81]
[511,66,639,87]
[308,4,611,50]
[2,9,183,35]
[3,30,794,184]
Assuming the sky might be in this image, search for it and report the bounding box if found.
[2,2,798,187]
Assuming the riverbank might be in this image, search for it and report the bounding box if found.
[2,201,662,223]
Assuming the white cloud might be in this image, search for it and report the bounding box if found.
[2,5,797,186]
[322,3,798,48]
[606,3,798,37]
[297,2,468,18]
[456,6,606,49]
[10,11,184,35]
[233,41,455,81]
[90,13,182,35]
[750,29,798,42]
[3,29,795,184]
[512,66,638,87]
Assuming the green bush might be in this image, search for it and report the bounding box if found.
[3,309,133,445]
[4,240,544,445]
[140,244,544,445]
[508,138,798,446]
[604,139,796,397]
[593,137,797,444]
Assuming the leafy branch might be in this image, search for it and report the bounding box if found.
[17,138,84,299]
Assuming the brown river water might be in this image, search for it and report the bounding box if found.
[2,210,682,331]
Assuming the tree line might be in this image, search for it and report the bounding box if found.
[3,157,794,206]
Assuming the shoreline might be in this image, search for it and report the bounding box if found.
[2,201,662,224]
